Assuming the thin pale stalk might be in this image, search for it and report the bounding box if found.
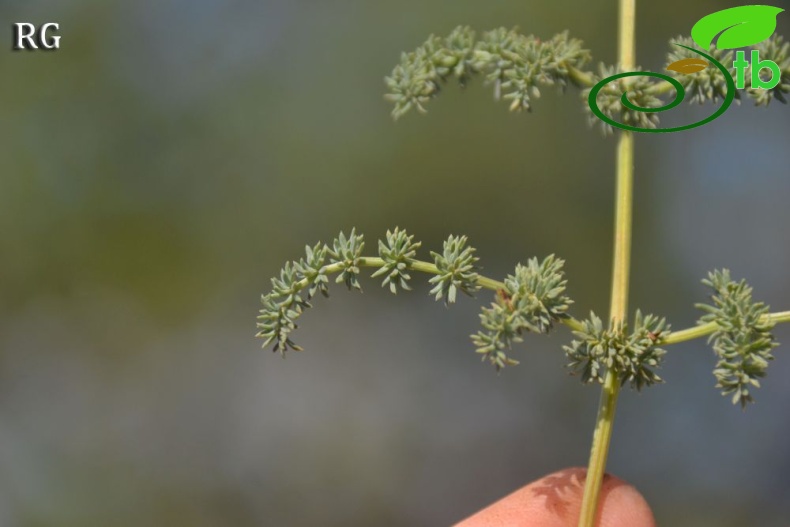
[663,310,790,345]
[577,1,636,526]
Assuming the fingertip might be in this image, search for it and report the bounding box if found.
[596,469,656,527]
[454,467,655,527]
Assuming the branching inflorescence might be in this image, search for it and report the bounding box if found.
[258,10,790,525]
[257,230,781,404]
[259,21,788,411]
[697,270,779,407]
[384,27,591,119]
[259,27,788,405]
[258,229,572,370]
[472,256,572,370]
[384,26,790,133]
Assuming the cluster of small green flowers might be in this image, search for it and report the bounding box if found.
[474,29,591,112]
[256,234,358,355]
[372,228,421,294]
[428,234,481,304]
[697,270,778,407]
[329,229,366,291]
[384,26,590,119]
[663,35,790,109]
[665,37,738,104]
[581,63,663,135]
[471,255,572,371]
[257,229,484,354]
[257,242,330,354]
[564,311,668,391]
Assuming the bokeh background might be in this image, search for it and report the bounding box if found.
[1,0,789,525]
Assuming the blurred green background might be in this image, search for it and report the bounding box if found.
[1,0,789,525]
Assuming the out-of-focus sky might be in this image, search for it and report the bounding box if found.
[0,1,788,525]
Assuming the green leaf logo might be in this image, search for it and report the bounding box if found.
[691,5,784,49]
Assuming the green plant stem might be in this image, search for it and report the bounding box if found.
[608,134,635,321]
[567,65,595,88]
[406,259,505,291]
[578,1,636,526]
[664,310,790,345]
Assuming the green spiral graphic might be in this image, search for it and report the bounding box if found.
[587,45,736,133]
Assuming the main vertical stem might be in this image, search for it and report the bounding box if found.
[577,1,636,526]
